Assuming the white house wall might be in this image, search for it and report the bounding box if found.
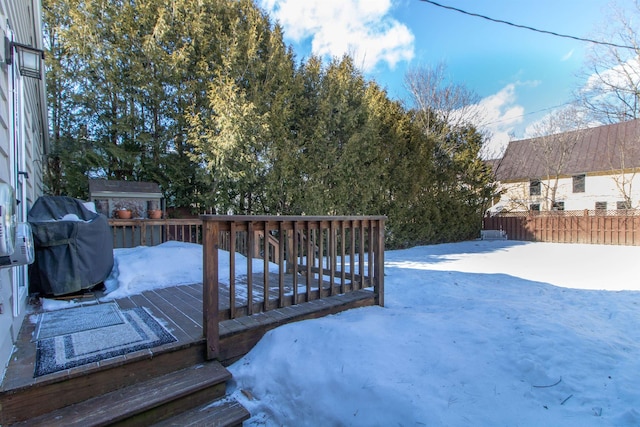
[492,172,640,213]
[0,0,48,381]
[0,8,13,383]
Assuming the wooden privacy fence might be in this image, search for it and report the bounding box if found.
[201,215,386,359]
[483,210,640,245]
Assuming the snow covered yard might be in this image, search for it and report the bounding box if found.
[41,239,640,425]
[225,241,640,426]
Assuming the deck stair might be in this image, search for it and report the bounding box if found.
[1,338,249,426]
[151,399,250,427]
[8,360,248,426]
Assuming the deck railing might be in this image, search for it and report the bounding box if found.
[108,218,281,261]
[201,215,386,359]
[108,218,203,248]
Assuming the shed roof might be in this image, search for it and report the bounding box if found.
[494,119,640,181]
[89,180,162,199]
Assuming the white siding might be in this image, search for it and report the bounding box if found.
[0,6,13,383]
[491,172,640,213]
[0,0,48,381]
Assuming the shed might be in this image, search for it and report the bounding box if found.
[89,180,164,219]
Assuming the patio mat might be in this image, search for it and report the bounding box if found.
[34,307,176,377]
[33,303,124,341]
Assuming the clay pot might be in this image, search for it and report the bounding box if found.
[147,209,162,219]
[116,209,132,219]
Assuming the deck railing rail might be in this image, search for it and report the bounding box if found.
[201,215,386,359]
[108,218,203,248]
[108,218,280,260]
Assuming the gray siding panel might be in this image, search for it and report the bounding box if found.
[0,0,48,381]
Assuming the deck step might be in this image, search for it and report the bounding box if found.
[15,361,232,427]
[0,341,209,424]
[151,399,251,427]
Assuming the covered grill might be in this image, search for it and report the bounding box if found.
[28,196,113,296]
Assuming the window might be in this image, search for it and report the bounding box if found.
[595,201,607,211]
[552,201,565,211]
[530,204,540,211]
[529,179,541,196]
[573,174,585,193]
[617,200,632,210]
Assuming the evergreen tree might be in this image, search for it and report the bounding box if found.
[43,0,496,246]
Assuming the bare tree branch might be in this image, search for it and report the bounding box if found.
[404,62,483,135]
[577,2,640,123]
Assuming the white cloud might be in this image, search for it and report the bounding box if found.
[471,84,526,158]
[258,0,414,72]
[583,56,640,91]
[562,49,574,61]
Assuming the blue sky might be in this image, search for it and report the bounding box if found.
[258,0,622,156]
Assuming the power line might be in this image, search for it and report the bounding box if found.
[418,0,637,51]
[484,103,572,126]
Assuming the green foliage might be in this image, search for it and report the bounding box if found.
[43,0,497,248]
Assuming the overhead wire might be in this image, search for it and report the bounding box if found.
[483,103,572,126]
[418,0,637,51]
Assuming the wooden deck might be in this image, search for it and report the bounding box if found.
[0,215,384,424]
[1,279,376,393]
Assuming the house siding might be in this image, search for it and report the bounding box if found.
[0,8,12,382]
[494,172,640,213]
[0,0,48,381]
[490,120,640,214]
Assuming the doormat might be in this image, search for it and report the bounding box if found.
[33,303,124,341]
[34,307,177,377]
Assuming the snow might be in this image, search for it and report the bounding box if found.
[226,241,640,426]
[103,241,204,299]
[102,241,279,300]
[42,240,640,425]
[40,298,80,312]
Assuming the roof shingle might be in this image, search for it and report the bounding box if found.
[494,119,640,181]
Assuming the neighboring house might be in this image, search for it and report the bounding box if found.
[489,119,640,214]
[0,1,48,379]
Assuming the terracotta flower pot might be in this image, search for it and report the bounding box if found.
[147,209,162,219]
[116,209,132,219]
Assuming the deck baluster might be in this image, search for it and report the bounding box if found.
[246,221,254,315]
[229,223,237,319]
[263,221,270,312]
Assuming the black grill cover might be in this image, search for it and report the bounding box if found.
[28,196,114,296]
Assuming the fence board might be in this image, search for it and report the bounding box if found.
[484,210,640,246]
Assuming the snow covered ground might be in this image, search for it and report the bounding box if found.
[226,241,640,426]
[42,240,640,426]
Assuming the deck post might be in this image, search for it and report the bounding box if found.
[140,221,146,246]
[202,218,220,360]
[374,218,385,307]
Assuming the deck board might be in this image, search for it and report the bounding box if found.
[139,290,202,341]
[180,283,203,299]
[114,296,138,310]
[166,285,202,312]
[150,287,202,327]
[1,274,375,394]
